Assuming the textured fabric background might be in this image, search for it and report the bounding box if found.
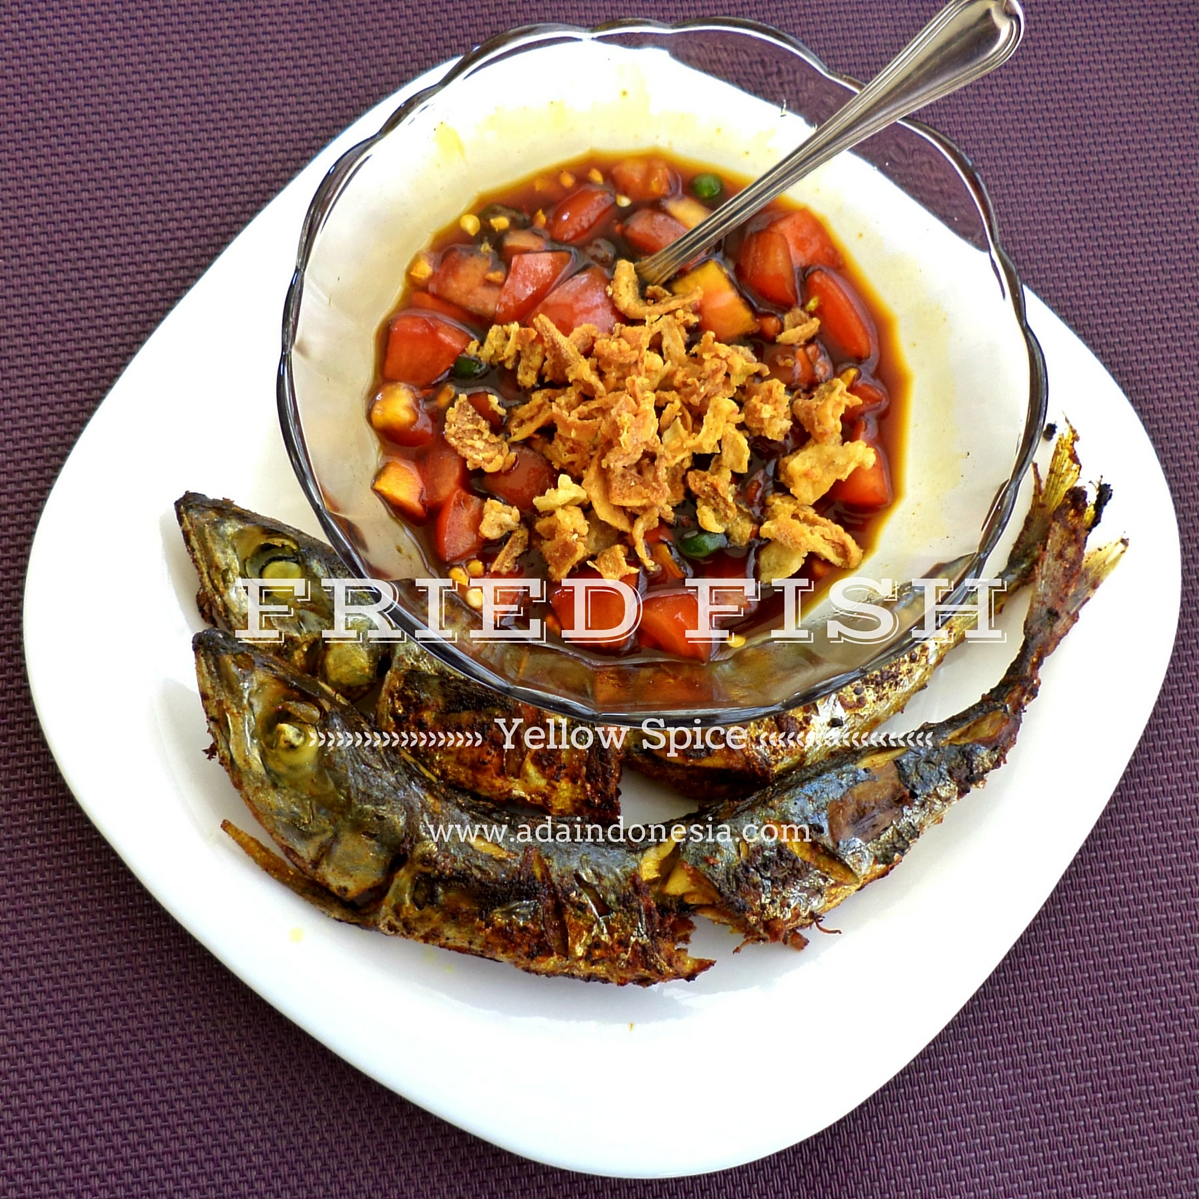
[4,1,1196,1194]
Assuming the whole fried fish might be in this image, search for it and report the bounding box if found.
[625,429,1092,801]
[197,482,1120,981]
[195,629,704,985]
[177,493,622,823]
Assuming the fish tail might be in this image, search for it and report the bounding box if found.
[993,484,1123,709]
[997,424,1082,593]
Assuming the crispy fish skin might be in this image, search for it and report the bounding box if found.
[194,629,705,985]
[177,493,622,822]
[657,486,1124,947]
[376,641,623,822]
[625,429,1087,800]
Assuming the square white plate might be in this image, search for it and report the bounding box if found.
[23,68,1179,1177]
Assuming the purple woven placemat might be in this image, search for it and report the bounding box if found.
[4,1,1196,1194]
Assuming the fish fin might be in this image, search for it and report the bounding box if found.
[1001,424,1081,588]
[221,820,375,927]
[997,485,1123,702]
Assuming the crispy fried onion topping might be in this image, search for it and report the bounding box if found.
[436,258,884,589]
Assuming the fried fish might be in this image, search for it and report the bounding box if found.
[197,480,1120,981]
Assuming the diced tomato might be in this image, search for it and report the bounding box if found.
[622,207,688,256]
[768,207,843,270]
[368,382,433,447]
[758,314,782,340]
[408,290,477,325]
[736,227,798,308]
[807,341,834,384]
[671,260,758,343]
[500,227,549,261]
[548,185,616,244]
[532,266,620,335]
[382,313,472,387]
[419,432,467,510]
[763,340,813,389]
[637,591,713,662]
[428,246,505,319]
[466,391,505,429]
[848,378,889,414]
[610,157,678,202]
[805,269,877,362]
[661,195,711,229]
[549,569,640,651]
[434,487,486,562]
[830,418,893,509]
[372,459,426,522]
[480,444,557,513]
[494,251,573,324]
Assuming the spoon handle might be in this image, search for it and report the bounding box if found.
[635,0,1025,286]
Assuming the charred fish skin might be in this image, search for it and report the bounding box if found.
[376,640,623,823]
[625,429,1087,800]
[176,493,387,698]
[667,486,1123,948]
[194,628,706,986]
[178,492,624,823]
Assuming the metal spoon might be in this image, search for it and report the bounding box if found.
[635,0,1025,286]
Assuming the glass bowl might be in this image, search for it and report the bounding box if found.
[278,18,1045,726]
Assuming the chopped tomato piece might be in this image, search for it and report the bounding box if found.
[466,391,505,428]
[382,313,472,387]
[758,314,782,340]
[805,269,877,362]
[737,227,798,307]
[368,382,433,447]
[532,266,620,335]
[408,290,477,325]
[434,487,486,562]
[671,260,758,343]
[419,432,467,510]
[548,185,616,244]
[622,207,688,256]
[763,340,813,389]
[829,418,893,508]
[848,378,889,414]
[661,195,711,229]
[549,569,639,651]
[610,157,678,202]
[481,444,557,513]
[637,591,713,662]
[768,207,842,270]
[494,251,573,324]
[372,459,426,522]
[428,246,505,319]
[500,227,549,261]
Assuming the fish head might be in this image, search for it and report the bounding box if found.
[192,627,404,900]
[177,494,384,696]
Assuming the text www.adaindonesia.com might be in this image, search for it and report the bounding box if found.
[421,819,811,846]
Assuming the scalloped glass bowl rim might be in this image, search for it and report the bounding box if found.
[277,17,1047,726]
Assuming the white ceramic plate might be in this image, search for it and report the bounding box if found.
[23,67,1179,1178]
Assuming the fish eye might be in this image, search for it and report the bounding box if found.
[264,719,320,775]
[243,533,305,579]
